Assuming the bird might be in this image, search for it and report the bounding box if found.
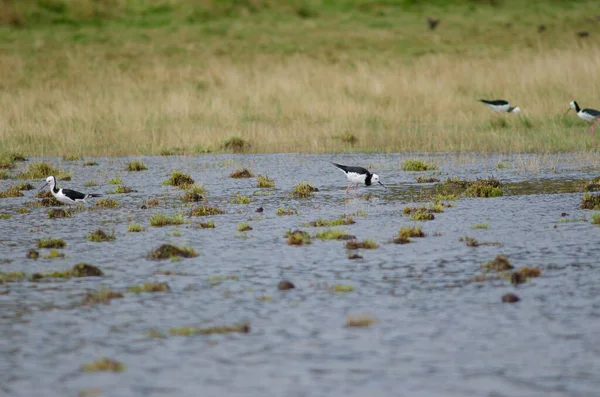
[39,176,102,205]
[479,99,520,114]
[331,163,386,195]
[426,17,440,30]
[565,101,600,133]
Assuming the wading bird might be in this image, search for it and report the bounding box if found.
[39,176,102,205]
[479,99,520,114]
[331,163,387,196]
[565,101,600,133]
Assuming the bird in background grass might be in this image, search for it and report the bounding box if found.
[39,176,102,205]
[331,163,387,196]
[565,101,600,134]
[479,99,521,114]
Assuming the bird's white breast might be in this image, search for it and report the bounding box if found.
[345,172,367,184]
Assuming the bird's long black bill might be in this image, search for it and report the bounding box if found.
[38,182,48,192]
[564,109,571,116]
[379,181,388,189]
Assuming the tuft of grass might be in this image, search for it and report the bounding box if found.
[329,284,354,292]
[346,314,376,328]
[0,213,11,220]
[0,170,10,180]
[16,182,35,191]
[394,225,425,244]
[464,178,503,198]
[163,172,194,188]
[43,249,64,259]
[511,266,542,284]
[38,238,66,249]
[150,212,186,226]
[86,229,115,242]
[83,161,98,166]
[47,209,72,218]
[229,168,254,178]
[189,206,225,216]
[256,174,275,188]
[128,223,145,232]
[416,176,440,183]
[147,244,198,260]
[316,228,355,241]
[306,214,355,227]
[81,288,124,305]
[581,194,600,210]
[0,186,24,198]
[222,137,251,153]
[108,185,133,194]
[0,271,27,282]
[169,323,250,336]
[345,239,378,249]
[591,213,600,225]
[285,229,311,245]
[160,147,186,156]
[84,181,98,187]
[145,198,160,208]
[108,177,122,185]
[471,223,489,229]
[126,160,147,171]
[71,263,104,277]
[82,358,125,372]
[402,159,437,171]
[196,220,215,229]
[231,194,251,204]
[95,198,120,208]
[435,194,458,202]
[482,254,513,272]
[333,131,358,145]
[276,207,297,216]
[128,282,170,293]
[291,182,318,198]
[409,209,435,221]
[180,184,206,202]
[236,222,253,232]
[17,162,68,180]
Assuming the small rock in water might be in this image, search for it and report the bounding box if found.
[255,207,264,213]
[502,293,520,303]
[278,280,295,290]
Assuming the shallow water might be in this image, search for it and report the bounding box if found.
[1,153,600,397]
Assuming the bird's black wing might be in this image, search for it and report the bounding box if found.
[584,108,600,117]
[332,163,370,175]
[479,99,509,106]
[61,189,87,200]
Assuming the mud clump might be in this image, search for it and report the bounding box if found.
[278,280,295,290]
[511,267,542,284]
[502,293,520,303]
[229,168,254,178]
[148,244,198,260]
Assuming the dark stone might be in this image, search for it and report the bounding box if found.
[278,280,295,290]
[502,293,520,303]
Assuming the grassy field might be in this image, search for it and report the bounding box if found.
[1,0,600,156]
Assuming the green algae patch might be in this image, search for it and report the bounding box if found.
[148,244,198,260]
[169,323,250,336]
[82,358,125,372]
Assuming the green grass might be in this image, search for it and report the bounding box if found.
[150,212,186,226]
[16,162,70,180]
[276,207,297,216]
[330,284,354,293]
[0,186,23,198]
[86,229,116,242]
[82,358,125,372]
[345,239,378,249]
[128,223,145,232]
[163,172,194,188]
[189,206,225,216]
[236,222,252,232]
[128,282,170,293]
[471,223,489,229]
[285,229,311,245]
[108,177,122,185]
[38,238,66,249]
[81,288,124,305]
[256,175,275,188]
[402,159,438,171]
[231,194,251,204]
[292,182,318,198]
[306,215,355,227]
[0,213,12,219]
[107,185,132,194]
[315,228,353,240]
[180,184,206,202]
[126,160,147,171]
[591,213,600,225]
[147,244,198,260]
[95,198,120,208]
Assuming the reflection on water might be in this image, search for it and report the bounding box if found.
[1,153,600,397]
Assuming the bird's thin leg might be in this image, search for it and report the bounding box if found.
[346,183,352,195]
[590,123,596,134]
[354,184,359,196]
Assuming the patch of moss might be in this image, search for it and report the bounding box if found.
[285,229,312,245]
[231,194,251,204]
[0,186,24,198]
[180,184,206,202]
[316,228,355,240]
[148,244,198,260]
[38,238,66,249]
[163,172,194,188]
[276,207,297,216]
[582,193,600,210]
[95,198,120,209]
[291,182,318,198]
[402,159,437,171]
[345,239,378,249]
[229,168,254,178]
[169,322,250,336]
[81,289,124,305]
[346,314,376,327]
[329,284,354,292]
[47,209,72,218]
[306,214,355,227]
[236,222,252,232]
[222,137,251,153]
[150,212,186,226]
[86,229,115,242]
[189,206,225,216]
[128,282,170,293]
[415,176,440,183]
[126,160,147,171]
[256,175,275,188]
[482,254,513,272]
[81,358,125,372]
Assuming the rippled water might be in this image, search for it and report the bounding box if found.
[1,153,600,397]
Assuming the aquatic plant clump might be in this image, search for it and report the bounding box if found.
[394,225,425,244]
[37,238,66,249]
[316,228,356,241]
[95,198,120,209]
[511,266,542,284]
[189,206,225,216]
[126,160,148,171]
[276,208,297,216]
[229,168,254,178]
[86,229,116,242]
[291,182,318,198]
[16,162,66,180]
[81,289,124,305]
[285,229,312,245]
[256,174,275,188]
[482,254,513,272]
[231,194,251,204]
[581,193,600,210]
[345,239,378,249]
[329,284,354,292]
[0,186,24,198]
[306,214,355,227]
[169,323,250,336]
[402,159,438,171]
[163,172,194,188]
[416,176,440,183]
[147,244,198,260]
[150,212,186,226]
[47,209,72,219]
[82,358,126,372]
[128,223,145,232]
[464,179,503,198]
[180,184,206,202]
[237,222,253,232]
[71,263,104,277]
[195,220,215,229]
[128,282,170,293]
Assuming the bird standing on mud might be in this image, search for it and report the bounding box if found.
[331,163,386,195]
[565,101,600,133]
[479,99,520,114]
[39,176,102,205]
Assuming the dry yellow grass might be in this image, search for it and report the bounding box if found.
[1,1,599,156]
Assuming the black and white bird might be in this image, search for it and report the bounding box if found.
[39,176,102,205]
[331,163,386,195]
[565,101,600,133]
[479,99,520,114]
